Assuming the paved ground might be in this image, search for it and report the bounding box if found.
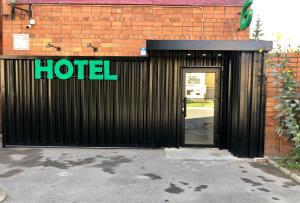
[0,148,300,203]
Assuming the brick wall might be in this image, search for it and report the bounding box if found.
[264,53,300,156]
[0,1,3,55]
[2,4,249,56]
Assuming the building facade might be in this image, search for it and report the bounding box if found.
[0,0,285,157]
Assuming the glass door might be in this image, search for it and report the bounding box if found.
[182,68,220,146]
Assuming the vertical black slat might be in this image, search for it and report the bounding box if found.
[41,63,48,145]
[47,70,53,144]
[38,60,43,144]
[156,56,163,146]
[94,77,99,145]
[246,53,254,157]
[136,61,141,145]
[23,60,28,144]
[237,53,246,156]
[106,70,113,145]
[35,63,42,144]
[166,55,171,146]
[62,73,68,144]
[155,57,162,146]
[135,61,141,145]
[111,69,116,145]
[258,53,266,157]
[147,58,154,145]
[153,57,159,146]
[131,61,138,146]
[1,60,7,146]
[49,71,54,144]
[73,75,81,144]
[100,76,105,145]
[28,60,34,144]
[58,74,63,144]
[219,53,226,149]
[124,61,130,145]
[169,57,174,146]
[81,79,89,144]
[69,75,75,144]
[246,53,254,156]
[231,53,241,156]
[162,56,168,146]
[121,60,127,145]
[178,55,184,146]
[175,56,182,147]
[141,60,148,145]
[15,60,21,143]
[225,52,231,149]
[114,61,120,145]
[249,53,259,157]
[155,56,161,146]
[227,53,234,151]
[56,77,62,144]
[138,61,145,145]
[4,60,10,144]
[128,60,133,145]
[223,52,232,150]
[89,79,97,145]
[126,61,131,145]
[238,53,250,157]
[102,74,108,145]
[229,52,236,153]
[52,74,58,145]
[52,74,58,144]
[64,75,72,145]
[165,57,170,146]
[9,60,17,144]
[19,60,25,143]
[130,60,136,145]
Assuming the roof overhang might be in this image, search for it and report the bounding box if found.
[146,40,273,52]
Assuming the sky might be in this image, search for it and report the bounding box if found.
[250,0,300,47]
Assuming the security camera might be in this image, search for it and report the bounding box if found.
[26,24,33,29]
[26,18,35,29]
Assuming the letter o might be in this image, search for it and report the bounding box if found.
[54,59,74,80]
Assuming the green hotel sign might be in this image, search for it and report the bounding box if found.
[35,59,118,80]
[240,0,253,31]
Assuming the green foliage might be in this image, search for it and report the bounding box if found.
[252,16,264,40]
[276,148,300,170]
[269,41,300,149]
[291,147,300,162]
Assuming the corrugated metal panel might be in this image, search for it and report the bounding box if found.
[220,52,265,157]
[1,51,265,157]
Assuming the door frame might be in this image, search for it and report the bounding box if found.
[181,66,222,147]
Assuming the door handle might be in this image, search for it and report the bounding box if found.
[182,97,187,117]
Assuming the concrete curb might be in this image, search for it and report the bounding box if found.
[267,158,300,184]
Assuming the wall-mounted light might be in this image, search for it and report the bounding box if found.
[202,53,207,57]
[87,43,98,52]
[8,0,33,20]
[46,43,61,51]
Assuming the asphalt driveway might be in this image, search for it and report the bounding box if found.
[0,148,299,203]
